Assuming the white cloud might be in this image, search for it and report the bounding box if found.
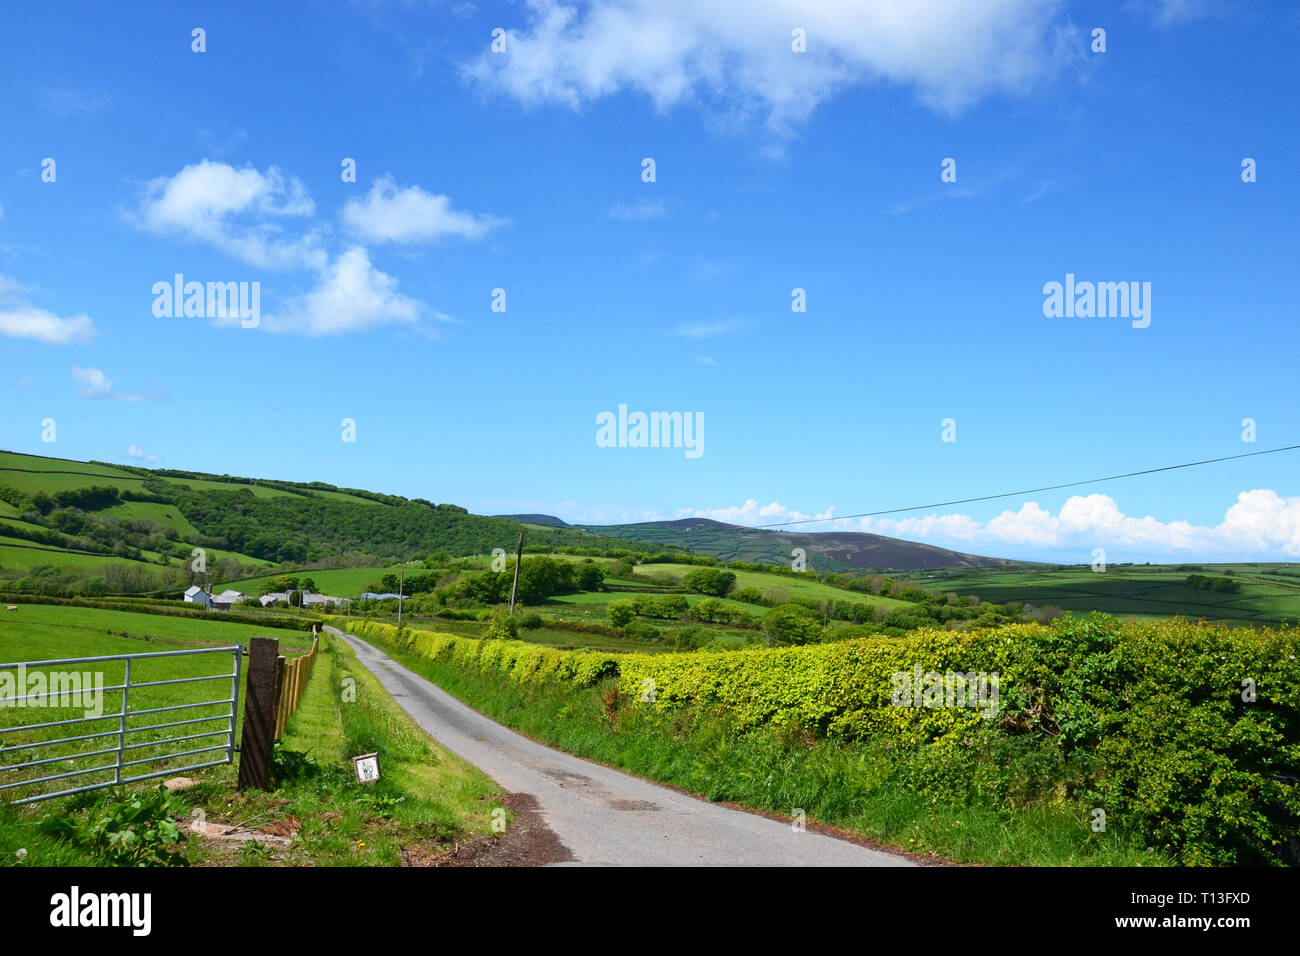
[0,307,95,345]
[677,499,835,527]
[673,319,741,338]
[609,197,671,220]
[134,160,326,270]
[126,444,157,462]
[464,0,1074,140]
[42,87,113,116]
[136,163,498,337]
[72,366,156,402]
[341,176,505,244]
[15,377,34,389]
[0,275,95,345]
[1126,0,1223,25]
[253,247,422,336]
[678,491,1300,559]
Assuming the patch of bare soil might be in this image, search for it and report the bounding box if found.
[415,793,574,867]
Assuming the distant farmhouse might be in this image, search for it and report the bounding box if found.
[211,589,245,610]
[359,592,405,601]
[259,591,349,608]
[183,585,210,607]
[183,586,245,609]
[186,585,346,610]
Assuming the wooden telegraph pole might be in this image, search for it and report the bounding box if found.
[508,532,524,615]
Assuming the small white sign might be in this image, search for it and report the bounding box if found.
[353,752,380,784]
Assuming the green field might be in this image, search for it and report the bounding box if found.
[898,563,1300,626]
[0,541,162,572]
[224,564,415,598]
[0,604,502,865]
[0,604,316,804]
[633,563,914,609]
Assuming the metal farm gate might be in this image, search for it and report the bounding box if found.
[0,645,242,805]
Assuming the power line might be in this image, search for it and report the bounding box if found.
[751,443,1300,529]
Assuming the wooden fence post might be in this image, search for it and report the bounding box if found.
[237,636,279,791]
[272,655,286,739]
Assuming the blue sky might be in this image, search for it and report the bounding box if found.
[1,0,1297,563]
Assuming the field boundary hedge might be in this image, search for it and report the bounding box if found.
[341,614,1300,865]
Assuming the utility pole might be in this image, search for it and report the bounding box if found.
[397,568,404,626]
[508,532,524,615]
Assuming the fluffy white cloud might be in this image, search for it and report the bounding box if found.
[464,0,1073,138]
[341,176,505,243]
[678,490,1300,559]
[0,276,95,344]
[0,307,94,345]
[126,444,157,462]
[72,366,156,401]
[135,160,326,270]
[253,247,422,336]
[676,498,834,526]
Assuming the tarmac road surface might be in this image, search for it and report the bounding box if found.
[328,625,915,867]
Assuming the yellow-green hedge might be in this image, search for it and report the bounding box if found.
[341,614,1300,864]
[345,620,621,687]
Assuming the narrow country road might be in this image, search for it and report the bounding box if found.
[327,626,914,867]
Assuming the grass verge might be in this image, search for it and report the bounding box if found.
[1,632,506,867]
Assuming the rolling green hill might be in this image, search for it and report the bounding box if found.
[0,451,647,595]
[895,562,1300,627]
[578,516,1017,572]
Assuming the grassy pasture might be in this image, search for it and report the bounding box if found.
[0,604,503,865]
[901,563,1300,626]
[635,563,914,609]
[0,541,165,572]
[0,467,149,497]
[222,565,403,598]
[0,451,380,507]
[0,604,316,804]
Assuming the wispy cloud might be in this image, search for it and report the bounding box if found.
[609,197,672,221]
[1126,0,1225,25]
[673,319,741,339]
[72,366,159,402]
[41,87,113,117]
[126,443,158,462]
[884,186,976,216]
